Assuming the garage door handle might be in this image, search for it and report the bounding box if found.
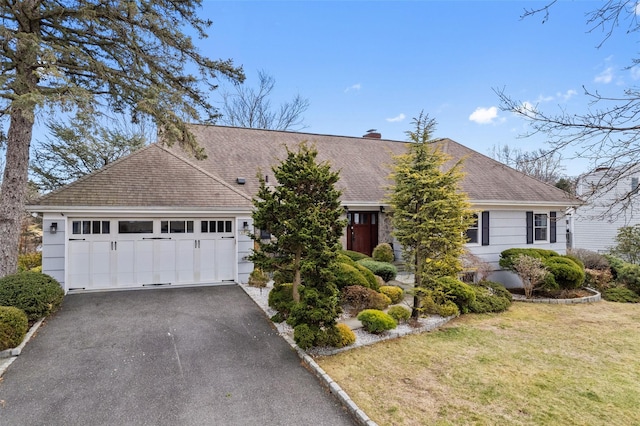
[222,236,235,239]
[69,238,86,241]
[142,237,172,240]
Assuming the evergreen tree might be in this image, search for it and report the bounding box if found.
[250,143,346,348]
[388,112,474,317]
[0,1,244,277]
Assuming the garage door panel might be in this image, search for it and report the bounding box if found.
[216,239,235,281]
[90,241,112,288]
[176,240,195,284]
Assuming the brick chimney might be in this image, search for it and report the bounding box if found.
[363,129,381,139]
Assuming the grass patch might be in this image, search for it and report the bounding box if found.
[317,301,640,425]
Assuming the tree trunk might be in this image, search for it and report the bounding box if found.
[292,248,302,303]
[0,107,35,277]
[412,250,421,319]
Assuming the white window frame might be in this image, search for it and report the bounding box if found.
[534,213,548,242]
[465,213,479,245]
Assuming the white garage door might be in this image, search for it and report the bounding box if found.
[67,218,236,291]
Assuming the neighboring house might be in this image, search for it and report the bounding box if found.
[570,166,640,253]
[30,125,579,293]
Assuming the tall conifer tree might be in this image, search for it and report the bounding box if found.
[389,112,474,317]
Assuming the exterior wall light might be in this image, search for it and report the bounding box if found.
[50,222,58,234]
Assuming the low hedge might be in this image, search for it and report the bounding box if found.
[500,248,585,290]
[468,281,512,313]
[387,305,411,323]
[499,248,560,269]
[357,309,397,334]
[357,259,397,282]
[0,272,64,321]
[340,250,370,262]
[0,306,28,351]
[602,286,640,303]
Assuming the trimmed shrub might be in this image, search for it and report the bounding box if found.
[248,268,269,288]
[387,305,411,323]
[0,272,64,321]
[0,306,29,351]
[354,263,379,290]
[372,243,394,263]
[340,250,370,262]
[468,282,512,313]
[602,287,640,303]
[341,285,390,313]
[604,255,626,280]
[437,300,460,317]
[436,276,476,314]
[293,323,317,349]
[584,268,614,291]
[332,323,356,348]
[18,252,42,272]
[268,283,304,321]
[357,259,397,282]
[616,262,640,294]
[545,257,585,289]
[357,309,397,334]
[336,253,357,267]
[333,262,370,290]
[379,285,404,304]
[499,248,560,269]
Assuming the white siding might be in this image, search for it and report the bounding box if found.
[41,214,66,286]
[237,217,254,283]
[572,169,640,253]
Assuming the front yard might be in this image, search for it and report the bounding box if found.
[317,301,640,425]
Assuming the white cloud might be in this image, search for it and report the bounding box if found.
[631,65,640,80]
[515,101,538,119]
[536,95,554,103]
[344,83,361,93]
[557,89,577,102]
[594,66,614,84]
[635,1,640,15]
[469,106,499,124]
[386,113,406,123]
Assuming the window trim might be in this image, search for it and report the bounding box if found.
[533,213,549,242]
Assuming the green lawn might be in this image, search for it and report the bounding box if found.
[317,301,640,425]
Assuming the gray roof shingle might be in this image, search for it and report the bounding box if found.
[33,125,578,209]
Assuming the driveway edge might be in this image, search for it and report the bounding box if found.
[0,318,44,376]
[239,284,378,426]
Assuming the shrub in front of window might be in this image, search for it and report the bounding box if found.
[499,248,559,270]
[0,272,64,321]
[387,305,411,323]
[379,285,404,304]
[511,255,549,299]
[0,306,28,351]
[372,243,394,263]
[357,309,397,334]
[357,259,398,282]
[545,257,586,289]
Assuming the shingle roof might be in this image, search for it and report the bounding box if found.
[182,125,578,206]
[33,125,578,209]
[35,144,253,208]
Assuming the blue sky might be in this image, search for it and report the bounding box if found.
[198,1,637,176]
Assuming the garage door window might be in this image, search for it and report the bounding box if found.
[161,220,194,234]
[118,220,153,234]
[72,220,110,235]
[201,220,233,233]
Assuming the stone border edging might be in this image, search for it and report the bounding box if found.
[512,288,601,304]
[0,318,44,377]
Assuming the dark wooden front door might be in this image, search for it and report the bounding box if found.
[346,211,379,256]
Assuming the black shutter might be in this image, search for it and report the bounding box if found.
[550,211,557,243]
[526,211,534,244]
[481,211,490,246]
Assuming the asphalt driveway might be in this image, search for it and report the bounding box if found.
[0,285,355,425]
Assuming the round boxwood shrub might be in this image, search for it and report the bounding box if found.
[0,306,28,351]
[357,259,398,282]
[332,323,356,348]
[333,262,370,290]
[379,285,404,304]
[340,249,370,262]
[341,285,390,313]
[387,305,411,323]
[545,257,585,289]
[0,272,64,321]
[602,286,640,303]
[499,248,559,269]
[372,243,394,263]
[268,283,304,321]
[357,309,397,334]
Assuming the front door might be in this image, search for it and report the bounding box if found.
[346,211,379,256]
